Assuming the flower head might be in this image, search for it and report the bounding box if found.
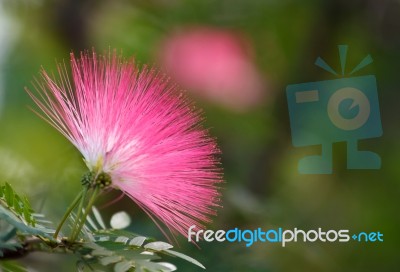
[159,27,265,111]
[27,50,222,238]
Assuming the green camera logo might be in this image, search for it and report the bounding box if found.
[286,45,382,174]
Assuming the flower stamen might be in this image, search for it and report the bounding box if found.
[81,171,112,188]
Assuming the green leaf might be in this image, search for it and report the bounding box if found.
[116,249,160,261]
[156,262,177,272]
[114,261,132,272]
[86,214,99,231]
[0,260,28,272]
[0,242,22,251]
[92,206,106,229]
[76,260,86,272]
[136,260,174,272]
[22,197,34,225]
[0,227,17,242]
[163,249,205,269]
[81,228,203,271]
[92,248,114,257]
[99,256,122,266]
[4,183,14,207]
[144,242,173,251]
[13,195,22,215]
[0,183,36,227]
[96,241,127,251]
[94,229,142,240]
[0,205,52,239]
[115,236,129,244]
[0,241,23,257]
[129,236,147,247]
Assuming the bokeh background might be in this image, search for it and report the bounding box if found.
[0,0,399,271]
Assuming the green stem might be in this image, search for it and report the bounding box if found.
[70,186,100,242]
[69,187,88,239]
[53,190,83,239]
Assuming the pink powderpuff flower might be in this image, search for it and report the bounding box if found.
[159,27,265,111]
[26,50,222,238]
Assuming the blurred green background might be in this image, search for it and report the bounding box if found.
[0,0,399,271]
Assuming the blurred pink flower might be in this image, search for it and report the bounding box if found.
[26,50,222,238]
[159,28,265,111]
